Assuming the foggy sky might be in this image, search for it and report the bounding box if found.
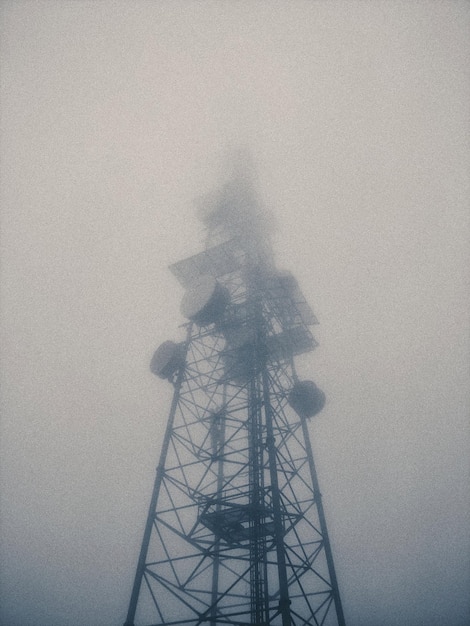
[1,2,469,626]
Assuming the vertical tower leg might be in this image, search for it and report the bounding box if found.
[301,418,346,626]
[124,337,189,626]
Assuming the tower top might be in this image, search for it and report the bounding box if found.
[196,150,274,265]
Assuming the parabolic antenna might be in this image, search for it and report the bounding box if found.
[288,380,326,419]
[150,341,185,379]
[181,275,230,325]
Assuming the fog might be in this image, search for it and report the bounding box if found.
[1,2,469,625]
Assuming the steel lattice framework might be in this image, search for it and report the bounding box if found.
[124,232,346,626]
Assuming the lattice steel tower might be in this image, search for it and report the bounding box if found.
[124,161,346,626]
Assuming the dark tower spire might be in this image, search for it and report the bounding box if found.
[124,159,346,626]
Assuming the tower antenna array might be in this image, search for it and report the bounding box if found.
[124,160,346,626]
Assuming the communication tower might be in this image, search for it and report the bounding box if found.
[124,162,346,626]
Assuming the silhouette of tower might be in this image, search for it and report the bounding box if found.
[124,160,346,626]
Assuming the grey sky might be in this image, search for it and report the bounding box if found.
[1,2,469,625]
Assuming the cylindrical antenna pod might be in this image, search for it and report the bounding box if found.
[180,275,230,325]
[288,380,326,419]
[150,341,185,379]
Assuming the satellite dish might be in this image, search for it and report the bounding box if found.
[288,380,326,419]
[181,275,230,325]
[150,341,185,379]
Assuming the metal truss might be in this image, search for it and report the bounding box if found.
[124,248,346,626]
